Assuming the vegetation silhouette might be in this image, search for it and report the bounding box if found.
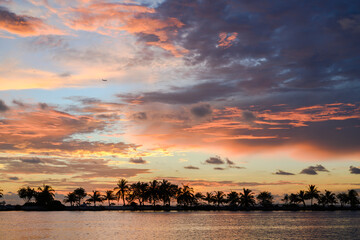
[103,190,117,206]
[239,188,255,209]
[87,190,103,206]
[1,181,359,211]
[114,178,129,206]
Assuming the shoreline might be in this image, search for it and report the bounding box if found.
[1,205,359,212]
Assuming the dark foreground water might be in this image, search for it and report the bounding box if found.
[0,211,359,240]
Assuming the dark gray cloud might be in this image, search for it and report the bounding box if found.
[0,100,9,112]
[229,166,245,169]
[118,81,238,105]
[137,33,160,42]
[226,158,234,165]
[184,165,199,170]
[132,112,147,120]
[21,158,42,164]
[349,166,360,174]
[190,104,212,117]
[8,176,19,180]
[300,165,329,175]
[205,156,225,165]
[129,157,147,164]
[214,167,225,170]
[275,170,295,176]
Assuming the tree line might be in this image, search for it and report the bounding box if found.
[6,180,359,209]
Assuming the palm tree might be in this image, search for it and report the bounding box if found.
[159,179,178,206]
[63,192,77,206]
[73,187,87,206]
[289,193,300,205]
[114,179,129,206]
[36,185,55,206]
[239,188,255,209]
[297,190,307,207]
[305,185,319,207]
[103,190,117,206]
[17,186,36,203]
[204,192,214,205]
[148,180,160,206]
[213,191,226,207]
[324,190,337,206]
[336,192,349,207]
[281,194,289,205]
[257,191,274,207]
[194,192,205,205]
[177,185,195,207]
[348,189,359,208]
[87,190,103,206]
[227,191,240,207]
[0,188,3,199]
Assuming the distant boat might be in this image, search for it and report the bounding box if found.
[102,79,107,82]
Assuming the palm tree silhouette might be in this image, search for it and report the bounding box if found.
[204,192,214,205]
[305,185,319,207]
[194,192,205,205]
[239,188,255,209]
[103,190,117,206]
[147,180,160,206]
[324,190,337,206]
[336,192,349,207]
[257,191,273,207]
[36,185,55,206]
[63,192,77,206]
[17,186,36,203]
[297,190,307,207]
[289,193,299,205]
[114,179,129,206]
[177,185,195,207]
[159,179,178,206]
[213,191,226,207]
[0,188,3,199]
[87,190,103,206]
[129,182,149,206]
[281,194,289,205]
[348,189,359,208]
[73,187,87,206]
[227,191,239,207]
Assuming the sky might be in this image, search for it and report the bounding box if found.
[0,0,360,203]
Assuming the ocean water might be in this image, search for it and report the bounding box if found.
[0,211,359,239]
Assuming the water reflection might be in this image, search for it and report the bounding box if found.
[0,211,359,239]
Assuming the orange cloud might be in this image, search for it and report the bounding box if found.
[217,32,238,48]
[0,6,65,36]
[65,3,187,56]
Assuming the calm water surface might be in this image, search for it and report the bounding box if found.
[0,211,359,239]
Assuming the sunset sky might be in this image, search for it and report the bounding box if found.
[0,0,359,203]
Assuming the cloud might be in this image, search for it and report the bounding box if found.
[0,99,9,112]
[214,167,225,170]
[0,6,65,36]
[21,158,42,164]
[0,157,151,179]
[132,112,147,120]
[300,165,329,175]
[190,104,212,117]
[64,2,186,56]
[349,166,360,174]
[118,81,238,105]
[129,157,147,164]
[226,158,234,165]
[184,165,199,170]
[275,170,295,176]
[8,176,19,180]
[205,156,225,165]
